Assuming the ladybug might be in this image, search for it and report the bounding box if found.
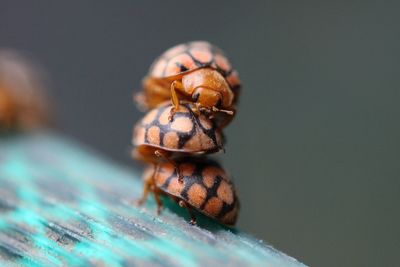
[136,41,241,124]
[0,88,16,129]
[137,158,239,225]
[132,102,224,164]
[0,50,49,131]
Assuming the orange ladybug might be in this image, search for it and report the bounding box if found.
[0,88,16,129]
[132,102,224,164]
[136,41,241,124]
[138,158,239,225]
[0,50,50,131]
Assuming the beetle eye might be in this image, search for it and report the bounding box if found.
[216,98,222,108]
[192,93,200,101]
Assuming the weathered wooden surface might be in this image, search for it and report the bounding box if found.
[0,132,306,267]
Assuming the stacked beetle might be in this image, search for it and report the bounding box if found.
[133,41,240,225]
[0,50,49,132]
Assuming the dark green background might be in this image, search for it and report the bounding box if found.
[1,1,399,266]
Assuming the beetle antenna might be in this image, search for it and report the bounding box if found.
[211,106,234,115]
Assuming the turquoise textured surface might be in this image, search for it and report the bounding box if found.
[0,132,306,267]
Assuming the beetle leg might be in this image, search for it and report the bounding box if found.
[194,105,234,122]
[169,80,184,121]
[190,102,202,116]
[211,106,235,116]
[136,166,155,206]
[137,165,164,214]
[179,200,197,225]
[201,106,235,123]
[154,150,183,183]
[152,188,163,214]
[136,181,150,206]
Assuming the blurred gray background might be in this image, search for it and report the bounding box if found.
[1,1,399,266]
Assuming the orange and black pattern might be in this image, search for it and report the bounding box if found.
[133,102,223,153]
[149,41,241,91]
[154,158,239,225]
[134,42,241,225]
